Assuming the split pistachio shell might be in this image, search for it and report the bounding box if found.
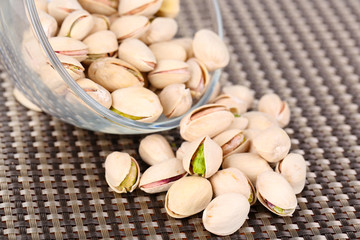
[179,104,234,142]
[203,193,250,236]
[252,127,291,163]
[13,88,42,112]
[176,141,190,160]
[182,136,222,178]
[156,0,180,18]
[48,0,83,24]
[111,87,163,123]
[139,158,186,193]
[225,116,249,131]
[258,93,291,128]
[222,85,254,110]
[159,84,192,118]
[193,29,229,71]
[165,176,213,218]
[141,17,178,44]
[243,128,262,153]
[110,15,150,41]
[49,37,89,62]
[105,152,140,193]
[118,39,157,72]
[276,153,306,194]
[210,168,256,205]
[213,129,250,158]
[149,42,187,62]
[88,58,144,92]
[78,0,118,16]
[139,134,175,165]
[89,14,110,34]
[256,171,297,216]
[186,58,210,99]
[83,30,118,63]
[211,94,247,114]
[57,54,85,80]
[148,59,190,89]
[222,153,272,186]
[38,10,58,38]
[35,0,48,13]
[242,111,279,130]
[76,78,112,109]
[118,0,163,17]
[58,10,95,40]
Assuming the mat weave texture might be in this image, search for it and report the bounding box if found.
[1,0,360,239]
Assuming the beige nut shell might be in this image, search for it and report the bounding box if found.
[76,78,112,109]
[139,134,175,165]
[13,88,42,112]
[118,0,163,17]
[186,58,210,99]
[159,84,192,118]
[212,94,247,115]
[222,85,254,110]
[149,42,187,62]
[83,30,118,54]
[78,0,118,16]
[141,17,178,44]
[48,0,83,24]
[38,10,58,38]
[58,10,95,40]
[258,93,291,128]
[225,116,249,131]
[242,111,279,130]
[213,129,250,158]
[110,15,150,40]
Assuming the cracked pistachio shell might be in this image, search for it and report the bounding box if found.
[111,87,163,123]
[105,152,140,193]
[148,59,190,89]
[56,54,85,80]
[252,127,291,163]
[242,111,279,130]
[258,93,291,128]
[49,37,89,62]
[256,171,297,216]
[76,78,112,109]
[139,134,175,165]
[176,141,190,160]
[210,168,256,205]
[170,38,194,59]
[222,153,272,186]
[89,14,110,34]
[276,153,306,194]
[156,0,180,18]
[186,58,210,99]
[35,0,48,12]
[203,193,250,236]
[38,10,58,38]
[119,0,163,17]
[193,29,230,71]
[139,158,186,193]
[48,0,83,24]
[165,176,212,218]
[243,128,261,153]
[141,17,178,44]
[13,88,42,112]
[83,30,118,63]
[78,0,119,16]
[149,42,187,62]
[183,136,222,178]
[211,94,247,114]
[222,85,254,110]
[159,84,192,118]
[88,58,144,92]
[179,104,234,142]
[58,10,95,40]
[225,116,249,131]
[118,39,157,72]
[213,129,250,158]
[110,15,150,41]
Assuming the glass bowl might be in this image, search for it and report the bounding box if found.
[0,0,223,134]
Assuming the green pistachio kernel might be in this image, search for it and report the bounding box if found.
[191,143,206,176]
[234,113,241,118]
[118,161,138,191]
[248,192,253,204]
[111,107,144,120]
[273,206,284,214]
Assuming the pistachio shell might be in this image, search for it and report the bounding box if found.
[242,111,279,130]
[222,153,273,186]
[202,193,250,236]
[110,15,150,41]
[56,54,85,80]
[208,80,221,103]
[211,94,247,114]
[176,141,191,160]
[179,104,234,142]
[256,171,297,216]
[48,0,83,24]
[76,78,112,109]
[49,37,89,62]
[141,17,178,44]
[38,10,58,38]
[78,0,118,16]
[243,128,262,153]
[213,129,250,158]
[165,176,213,218]
[225,116,249,131]
[149,42,187,61]
[159,84,192,118]
[13,88,42,112]
[89,14,110,34]
[169,38,194,59]
[119,0,163,17]
[222,85,254,110]
[258,93,291,128]
[83,30,118,64]
[156,0,180,18]
[139,134,175,165]
[139,158,186,193]
[35,0,48,13]
[58,10,95,40]
[186,58,210,99]
[276,153,306,194]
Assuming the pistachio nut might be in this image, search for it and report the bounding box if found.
[49,37,89,62]
[225,116,249,131]
[211,94,247,114]
[83,30,118,64]
[186,58,210,99]
[48,0,83,24]
[182,136,222,178]
[118,39,157,72]
[222,85,254,110]
[88,58,144,92]
[89,14,110,35]
[222,153,272,186]
[208,80,221,103]
[202,193,250,236]
[110,15,150,41]
[148,59,190,89]
[35,0,48,13]
[213,129,250,158]
[118,0,163,17]
[38,10,58,38]
[169,38,194,59]
[243,128,262,153]
[141,17,178,44]
[159,84,192,118]
[276,153,306,194]
[165,176,212,218]
[56,54,85,80]
[76,78,112,109]
[252,126,291,163]
[193,29,230,71]
[179,104,234,142]
[38,64,68,96]
[139,134,175,165]
[78,0,119,16]
[149,42,187,62]
[256,171,297,216]
[156,0,180,18]
[258,93,291,128]
[176,141,190,160]
[242,111,279,130]
[58,10,95,40]
[13,88,42,112]
[139,158,187,193]
[105,152,140,193]
[111,87,163,123]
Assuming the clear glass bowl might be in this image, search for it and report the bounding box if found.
[0,0,223,134]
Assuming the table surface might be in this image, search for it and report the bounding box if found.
[1,0,360,239]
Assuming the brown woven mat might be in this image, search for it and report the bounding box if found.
[1,0,360,239]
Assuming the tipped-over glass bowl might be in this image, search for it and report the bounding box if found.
[0,0,223,134]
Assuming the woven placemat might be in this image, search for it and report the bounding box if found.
[1,0,360,239]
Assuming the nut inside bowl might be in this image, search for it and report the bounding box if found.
[0,0,224,134]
